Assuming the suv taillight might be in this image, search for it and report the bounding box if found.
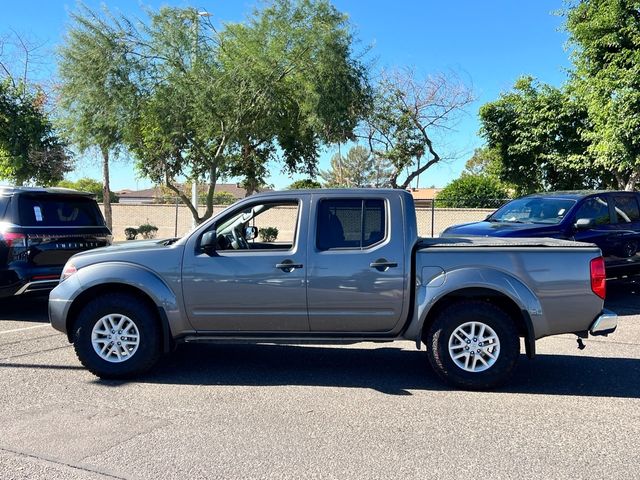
[1,232,26,248]
[590,257,606,300]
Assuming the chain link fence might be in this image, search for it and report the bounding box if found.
[102,197,512,241]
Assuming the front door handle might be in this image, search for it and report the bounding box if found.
[276,259,303,272]
[370,259,398,272]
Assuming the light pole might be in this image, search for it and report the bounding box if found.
[191,10,212,228]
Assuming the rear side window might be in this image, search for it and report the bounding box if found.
[574,196,611,225]
[316,199,386,251]
[18,195,105,227]
[612,195,640,223]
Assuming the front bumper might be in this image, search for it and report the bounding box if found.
[48,275,82,336]
[590,309,618,336]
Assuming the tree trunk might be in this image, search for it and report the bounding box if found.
[101,147,113,231]
[242,144,259,196]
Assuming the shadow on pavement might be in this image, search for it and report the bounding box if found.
[605,277,640,315]
[0,295,49,323]
[98,343,640,398]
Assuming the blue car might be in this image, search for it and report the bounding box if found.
[441,190,640,277]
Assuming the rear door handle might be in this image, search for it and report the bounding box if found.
[370,259,398,272]
[276,259,303,272]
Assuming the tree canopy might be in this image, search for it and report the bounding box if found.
[59,1,370,224]
[288,179,323,189]
[436,174,510,209]
[478,1,640,193]
[479,76,607,195]
[0,81,71,186]
[565,0,640,190]
[320,145,392,187]
[57,5,138,229]
[57,177,118,203]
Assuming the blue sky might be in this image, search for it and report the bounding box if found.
[0,1,572,191]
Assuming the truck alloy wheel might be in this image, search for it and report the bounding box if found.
[73,293,161,379]
[91,314,140,363]
[425,301,520,390]
[447,321,500,373]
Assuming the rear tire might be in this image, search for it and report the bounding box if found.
[425,301,520,390]
[72,293,161,379]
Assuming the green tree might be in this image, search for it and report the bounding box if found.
[479,76,607,195]
[565,0,640,190]
[219,0,371,196]
[288,179,322,189]
[320,145,392,187]
[57,5,137,229]
[436,175,510,208]
[0,81,72,186]
[363,69,474,189]
[463,147,504,179]
[57,177,118,203]
[77,1,370,225]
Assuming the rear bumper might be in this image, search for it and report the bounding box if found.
[0,265,62,298]
[590,309,618,336]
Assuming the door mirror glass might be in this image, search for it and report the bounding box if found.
[574,218,594,230]
[245,226,258,241]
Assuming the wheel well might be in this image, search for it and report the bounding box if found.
[421,288,529,343]
[66,283,166,346]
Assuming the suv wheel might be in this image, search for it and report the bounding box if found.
[72,293,161,379]
[425,301,520,390]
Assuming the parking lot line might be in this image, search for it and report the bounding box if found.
[0,325,50,335]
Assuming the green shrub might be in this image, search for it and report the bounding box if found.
[124,227,138,240]
[137,223,159,239]
[259,227,279,242]
[436,175,510,208]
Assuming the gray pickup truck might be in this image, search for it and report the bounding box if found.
[49,189,617,389]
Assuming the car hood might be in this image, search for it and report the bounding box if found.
[68,238,183,270]
[441,221,560,237]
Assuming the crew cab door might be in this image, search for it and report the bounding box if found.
[181,197,309,332]
[306,194,407,333]
[571,195,616,255]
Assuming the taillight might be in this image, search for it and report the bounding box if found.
[590,257,606,300]
[1,232,26,248]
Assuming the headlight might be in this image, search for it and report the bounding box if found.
[60,263,78,282]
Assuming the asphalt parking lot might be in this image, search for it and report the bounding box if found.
[0,282,639,480]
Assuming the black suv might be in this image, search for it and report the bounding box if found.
[0,186,111,298]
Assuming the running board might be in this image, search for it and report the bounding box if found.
[182,335,396,345]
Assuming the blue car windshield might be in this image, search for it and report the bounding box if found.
[489,198,577,225]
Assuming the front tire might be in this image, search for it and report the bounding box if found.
[72,293,161,379]
[425,301,520,390]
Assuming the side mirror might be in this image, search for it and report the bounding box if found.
[200,230,217,255]
[245,226,258,241]
[574,218,595,230]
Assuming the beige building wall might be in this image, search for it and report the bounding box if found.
[101,203,496,241]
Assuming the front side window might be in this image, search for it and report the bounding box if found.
[612,195,640,223]
[574,196,611,225]
[316,199,386,251]
[212,200,299,252]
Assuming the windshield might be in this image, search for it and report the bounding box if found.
[489,197,576,225]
